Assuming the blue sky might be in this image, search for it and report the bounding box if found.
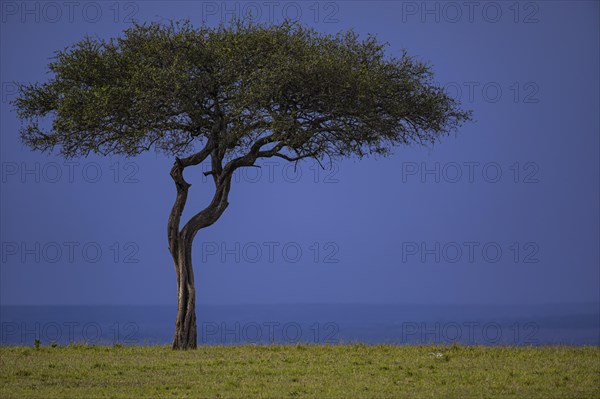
[1,1,598,306]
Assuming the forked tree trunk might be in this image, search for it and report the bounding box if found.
[168,153,232,350]
[172,237,197,349]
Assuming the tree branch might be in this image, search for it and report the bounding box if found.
[168,140,214,268]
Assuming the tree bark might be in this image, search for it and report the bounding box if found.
[172,235,197,349]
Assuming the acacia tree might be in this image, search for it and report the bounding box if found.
[14,20,471,349]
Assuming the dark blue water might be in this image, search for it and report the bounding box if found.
[1,304,598,346]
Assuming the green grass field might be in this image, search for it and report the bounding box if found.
[1,344,598,398]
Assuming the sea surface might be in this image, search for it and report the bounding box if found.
[1,303,598,346]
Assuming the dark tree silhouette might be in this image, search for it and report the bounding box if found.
[13,20,471,349]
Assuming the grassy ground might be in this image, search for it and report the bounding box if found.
[0,344,598,398]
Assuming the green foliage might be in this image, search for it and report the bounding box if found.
[14,19,471,162]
